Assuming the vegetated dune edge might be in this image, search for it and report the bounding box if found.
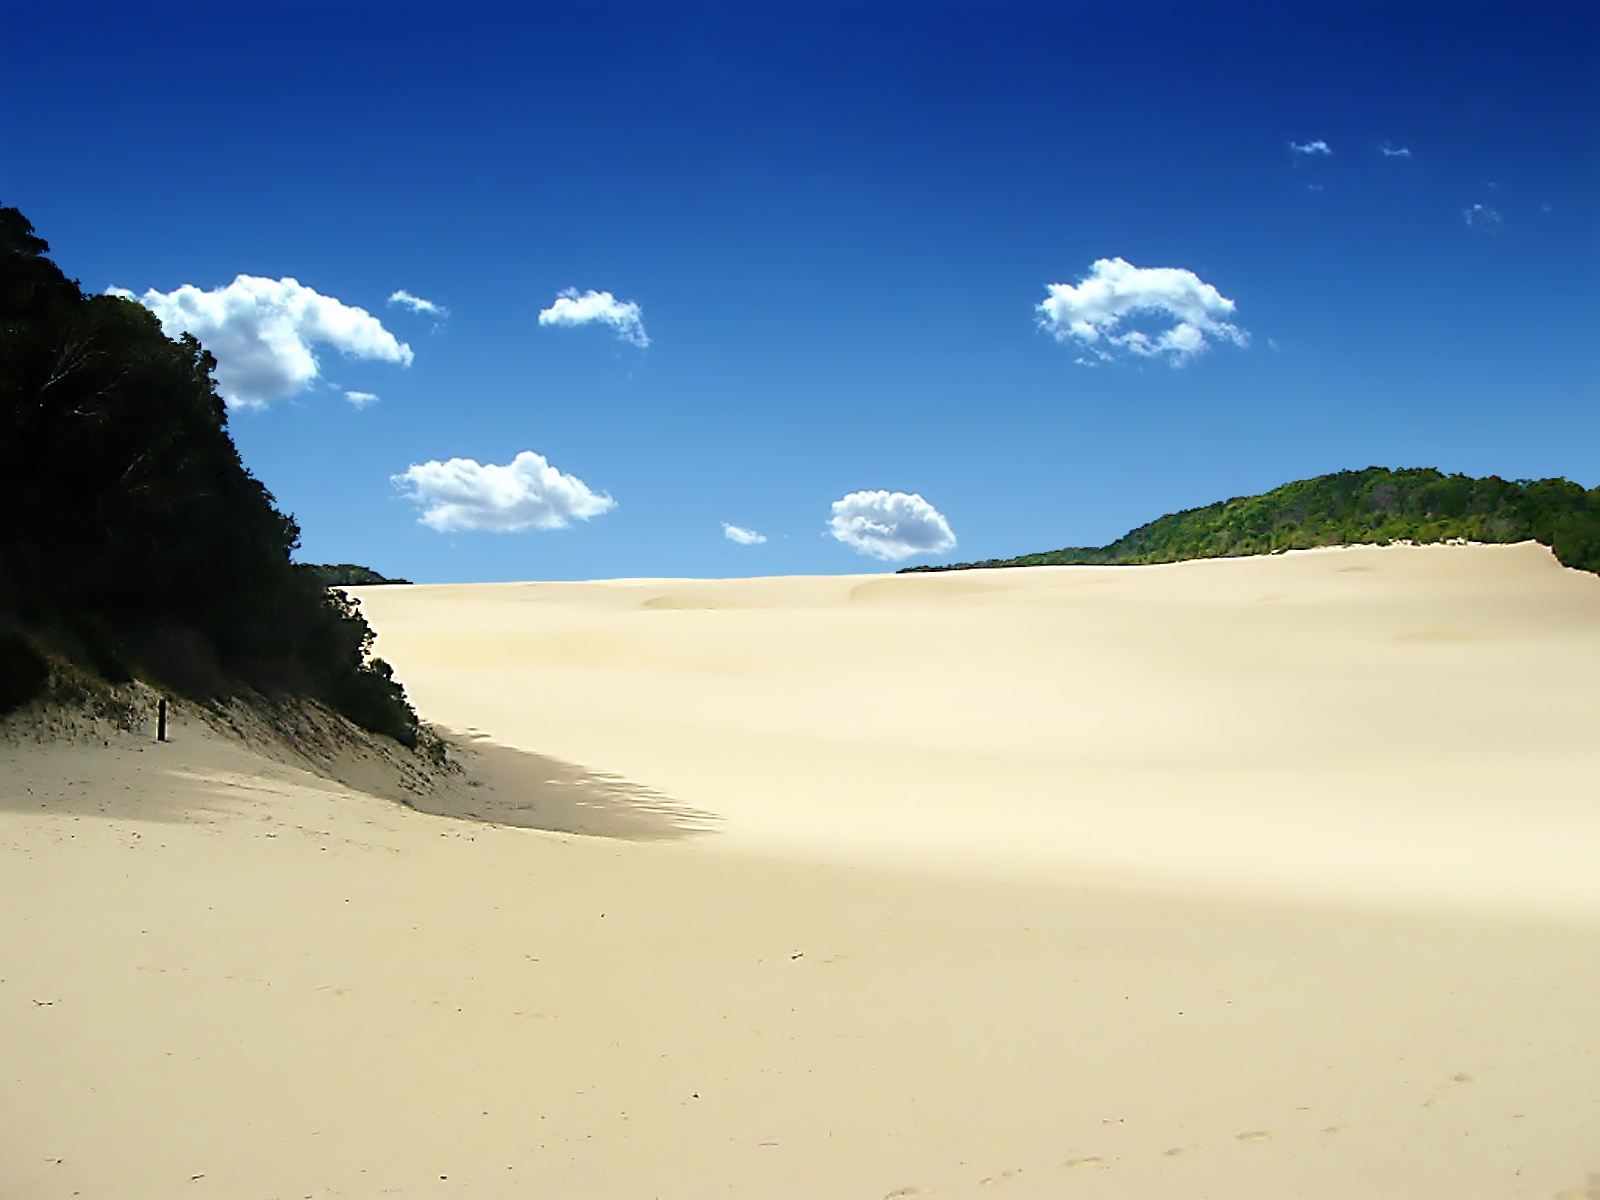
[3,541,1598,1199]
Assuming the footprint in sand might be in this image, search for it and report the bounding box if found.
[1064,1157,1105,1169]
[882,1188,929,1199]
[978,1169,1022,1185]
[1164,1145,1200,1156]
[1235,1130,1274,1142]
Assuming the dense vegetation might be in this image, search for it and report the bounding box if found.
[0,206,422,744]
[302,563,412,588]
[901,467,1600,576]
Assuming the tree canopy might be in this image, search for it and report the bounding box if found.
[301,564,413,588]
[0,206,420,743]
[901,467,1600,576]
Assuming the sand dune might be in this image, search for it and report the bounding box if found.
[4,542,1599,1198]
[358,541,1600,913]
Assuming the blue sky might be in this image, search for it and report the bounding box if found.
[4,1,1596,582]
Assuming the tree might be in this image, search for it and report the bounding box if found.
[0,205,420,743]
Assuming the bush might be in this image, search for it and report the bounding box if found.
[0,629,49,715]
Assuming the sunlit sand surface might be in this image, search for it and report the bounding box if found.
[4,542,1598,1198]
[361,541,1600,912]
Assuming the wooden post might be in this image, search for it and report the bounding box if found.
[157,698,168,742]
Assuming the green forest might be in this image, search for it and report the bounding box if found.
[0,206,421,744]
[902,468,1600,576]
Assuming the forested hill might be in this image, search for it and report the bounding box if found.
[901,468,1600,576]
[302,564,413,588]
[0,206,422,745]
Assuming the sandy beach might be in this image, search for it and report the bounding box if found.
[4,542,1599,1198]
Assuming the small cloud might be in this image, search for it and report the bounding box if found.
[1463,202,1504,233]
[1037,257,1248,367]
[344,390,380,408]
[1289,139,1332,157]
[394,450,615,532]
[1379,143,1412,158]
[828,490,956,561]
[388,290,448,318]
[722,523,767,546]
[538,288,649,348]
[1541,201,1554,213]
[107,276,412,408]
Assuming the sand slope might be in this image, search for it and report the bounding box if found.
[3,543,1598,1198]
[358,541,1600,912]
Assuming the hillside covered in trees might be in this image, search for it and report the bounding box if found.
[301,564,412,588]
[0,206,422,745]
[902,468,1600,576]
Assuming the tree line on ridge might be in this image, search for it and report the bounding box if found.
[901,468,1600,575]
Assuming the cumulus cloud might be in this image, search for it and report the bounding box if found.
[538,288,649,348]
[388,289,447,317]
[394,450,615,532]
[828,491,956,561]
[1379,143,1412,158]
[108,275,413,408]
[1036,257,1247,366]
[1463,202,1504,232]
[722,523,767,546]
[1290,139,1332,156]
[344,390,380,408]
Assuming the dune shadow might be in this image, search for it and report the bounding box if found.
[409,730,721,842]
[1,712,720,843]
[0,745,227,825]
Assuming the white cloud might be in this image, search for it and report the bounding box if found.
[394,450,615,533]
[1463,203,1504,232]
[344,390,380,408]
[388,289,448,317]
[722,523,767,546]
[1036,257,1248,366]
[1290,139,1332,156]
[828,491,956,562]
[108,276,413,408]
[1379,143,1412,158]
[538,288,649,348]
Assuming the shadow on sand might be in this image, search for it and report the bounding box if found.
[1,704,719,842]
[411,730,720,842]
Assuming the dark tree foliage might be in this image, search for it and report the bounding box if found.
[302,563,413,587]
[902,467,1600,576]
[0,206,420,743]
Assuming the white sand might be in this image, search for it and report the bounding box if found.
[358,541,1600,913]
[3,542,1598,1198]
